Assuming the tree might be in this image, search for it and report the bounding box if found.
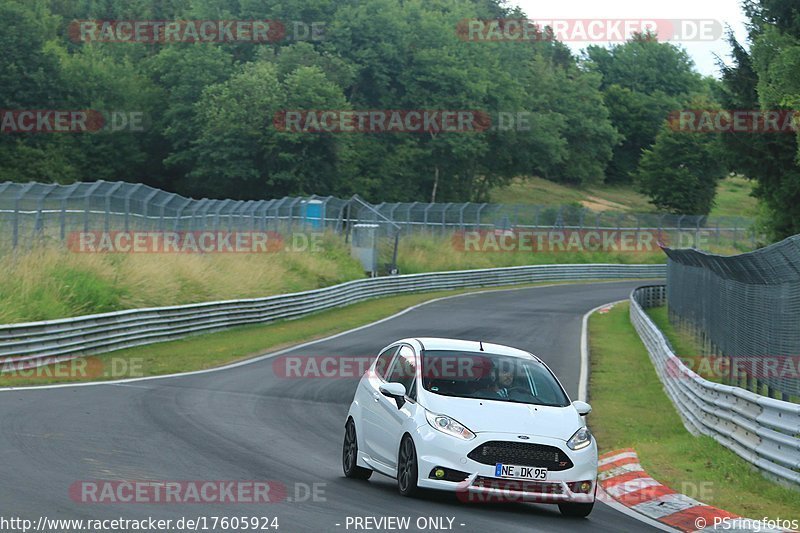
[718,1,800,239]
[637,122,724,215]
[585,35,704,183]
[185,60,354,199]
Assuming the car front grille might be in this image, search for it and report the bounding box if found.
[472,476,564,494]
[467,441,573,471]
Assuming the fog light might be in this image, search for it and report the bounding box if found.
[428,467,470,482]
[568,480,594,494]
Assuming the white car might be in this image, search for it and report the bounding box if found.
[343,338,597,517]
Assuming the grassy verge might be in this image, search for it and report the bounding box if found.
[396,234,666,274]
[0,233,365,324]
[488,175,757,218]
[647,306,799,402]
[0,280,604,388]
[588,302,799,518]
[490,176,653,211]
[711,175,759,218]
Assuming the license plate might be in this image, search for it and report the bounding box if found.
[495,463,548,480]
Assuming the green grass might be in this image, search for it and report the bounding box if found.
[396,234,666,274]
[490,176,653,212]
[588,302,800,518]
[710,175,759,218]
[647,306,799,402]
[0,281,605,387]
[0,233,366,324]
[645,306,700,361]
[489,175,758,219]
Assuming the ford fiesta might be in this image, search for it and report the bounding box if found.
[342,338,597,517]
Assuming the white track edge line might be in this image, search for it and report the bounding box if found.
[582,299,680,532]
[0,279,641,393]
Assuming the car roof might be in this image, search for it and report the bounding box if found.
[397,337,538,360]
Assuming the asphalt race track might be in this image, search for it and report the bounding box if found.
[0,281,664,532]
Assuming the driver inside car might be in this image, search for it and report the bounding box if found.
[481,361,517,399]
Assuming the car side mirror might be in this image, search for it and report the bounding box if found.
[572,401,592,416]
[379,382,407,409]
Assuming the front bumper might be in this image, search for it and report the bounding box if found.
[414,425,597,504]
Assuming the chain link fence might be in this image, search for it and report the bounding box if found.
[0,180,756,252]
[664,237,800,401]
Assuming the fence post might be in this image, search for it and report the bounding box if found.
[476,203,486,231]
[34,184,58,238]
[12,183,36,249]
[423,203,433,234]
[173,198,192,232]
[82,180,104,234]
[104,182,123,233]
[60,183,81,242]
[287,198,302,233]
[123,183,143,233]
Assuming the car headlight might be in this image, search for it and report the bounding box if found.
[567,427,593,450]
[425,411,476,440]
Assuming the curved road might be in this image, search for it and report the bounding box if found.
[0,281,662,532]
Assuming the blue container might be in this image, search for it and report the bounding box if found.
[303,200,324,229]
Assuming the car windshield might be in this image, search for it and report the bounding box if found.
[420,350,570,407]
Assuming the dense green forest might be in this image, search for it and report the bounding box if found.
[1,0,799,238]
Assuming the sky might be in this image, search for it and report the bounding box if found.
[511,0,749,77]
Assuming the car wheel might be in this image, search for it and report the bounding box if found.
[558,502,594,517]
[342,419,372,480]
[397,435,419,497]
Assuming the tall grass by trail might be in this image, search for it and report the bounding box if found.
[0,233,365,324]
[394,234,667,274]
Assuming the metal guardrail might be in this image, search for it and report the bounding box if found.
[0,264,665,371]
[630,285,800,488]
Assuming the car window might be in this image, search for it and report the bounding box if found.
[420,350,570,407]
[386,346,416,397]
[374,346,398,379]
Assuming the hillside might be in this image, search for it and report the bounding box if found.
[490,176,758,218]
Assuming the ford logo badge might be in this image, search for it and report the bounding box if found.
[517,435,530,440]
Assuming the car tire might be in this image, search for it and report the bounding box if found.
[397,435,419,497]
[558,502,594,517]
[342,419,372,480]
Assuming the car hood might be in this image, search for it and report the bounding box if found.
[420,393,582,442]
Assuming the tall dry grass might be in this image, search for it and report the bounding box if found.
[0,233,364,324]
[396,233,667,274]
